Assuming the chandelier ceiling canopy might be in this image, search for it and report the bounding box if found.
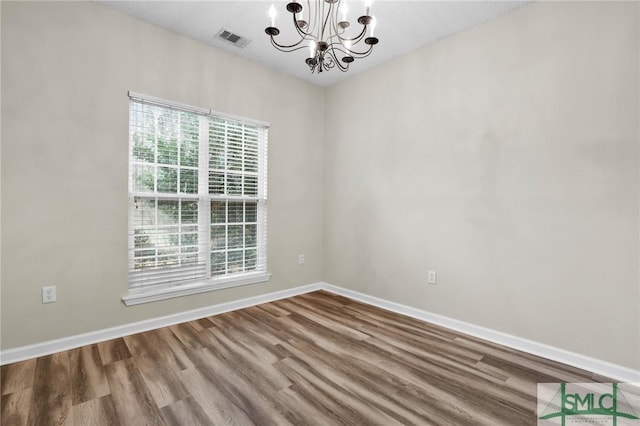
[265,0,379,74]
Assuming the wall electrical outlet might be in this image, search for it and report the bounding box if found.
[298,254,305,265]
[428,271,437,285]
[42,286,56,303]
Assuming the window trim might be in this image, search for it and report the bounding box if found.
[128,92,270,128]
[124,92,270,306]
[122,271,272,306]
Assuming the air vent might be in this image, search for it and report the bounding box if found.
[215,28,251,48]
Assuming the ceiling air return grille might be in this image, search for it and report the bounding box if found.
[215,28,251,48]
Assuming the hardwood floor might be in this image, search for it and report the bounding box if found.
[1,291,609,425]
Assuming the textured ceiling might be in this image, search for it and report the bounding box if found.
[99,1,531,87]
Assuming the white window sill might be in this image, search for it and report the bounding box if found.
[122,272,272,306]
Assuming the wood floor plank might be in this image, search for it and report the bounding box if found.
[27,352,72,426]
[193,317,216,330]
[68,345,110,405]
[1,388,32,426]
[340,295,458,336]
[297,311,532,423]
[274,359,389,426]
[71,395,119,426]
[2,291,614,425]
[254,301,290,318]
[222,308,287,347]
[169,322,209,350]
[456,337,596,383]
[135,353,189,408]
[228,310,289,351]
[275,386,345,426]
[300,291,353,308]
[187,347,293,426]
[204,326,291,391]
[96,338,131,365]
[104,358,166,425]
[161,396,214,426]
[359,324,513,387]
[277,356,404,426]
[177,367,254,426]
[204,311,283,363]
[288,300,372,341]
[154,327,196,371]
[278,332,479,425]
[1,358,36,396]
[103,358,145,396]
[123,332,191,408]
[267,299,303,315]
[278,342,431,424]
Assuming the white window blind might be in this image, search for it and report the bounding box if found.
[128,93,268,296]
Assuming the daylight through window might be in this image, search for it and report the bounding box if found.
[127,93,268,300]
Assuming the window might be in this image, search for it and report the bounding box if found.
[125,92,269,305]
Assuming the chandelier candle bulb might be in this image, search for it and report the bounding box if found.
[369,17,376,37]
[345,39,352,52]
[309,40,316,58]
[341,3,348,22]
[269,4,276,27]
[364,0,372,16]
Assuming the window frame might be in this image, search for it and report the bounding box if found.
[123,92,270,306]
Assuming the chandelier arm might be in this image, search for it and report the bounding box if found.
[293,22,311,39]
[330,0,368,45]
[342,26,368,45]
[328,44,347,57]
[327,33,367,55]
[307,0,318,36]
[291,10,315,40]
[331,0,353,50]
[351,45,374,58]
[334,57,350,72]
[354,46,375,58]
[327,38,372,58]
[330,0,339,36]
[326,47,350,73]
[340,46,373,59]
[320,1,332,41]
[328,27,368,49]
[323,54,335,71]
[270,36,310,52]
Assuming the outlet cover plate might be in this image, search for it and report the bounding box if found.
[42,286,56,303]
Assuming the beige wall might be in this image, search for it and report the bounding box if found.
[324,1,640,370]
[1,1,324,349]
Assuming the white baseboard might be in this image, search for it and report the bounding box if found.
[0,282,322,365]
[2,281,638,384]
[319,282,640,383]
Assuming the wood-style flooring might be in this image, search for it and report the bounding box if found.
[1,290,609,425]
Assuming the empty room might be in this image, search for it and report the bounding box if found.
[1,0,639,425]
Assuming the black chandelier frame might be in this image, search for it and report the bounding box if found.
[265,0,379,73]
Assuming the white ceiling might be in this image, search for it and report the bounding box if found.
[99,1,531,87]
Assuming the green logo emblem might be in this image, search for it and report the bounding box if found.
[538,383,640,426]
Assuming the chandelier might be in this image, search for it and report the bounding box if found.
[264,0,379,74]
